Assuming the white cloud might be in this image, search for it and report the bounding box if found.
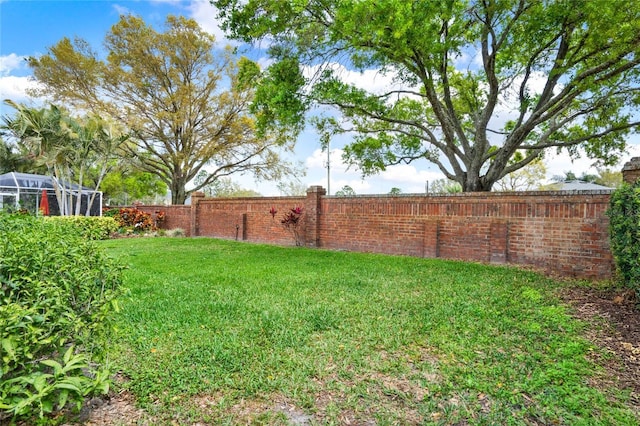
[331,179,372,194]
[306,148,351,173]
[302,148,447,195]
[303,63,413,96]
[542,141,640,183]
[0,55,47,111]
[0,54,24,76]
[187,0,238,47]
[0,75,44,104]
[379,164,445,185]
[256,56,274,70]
[112,4,132,16]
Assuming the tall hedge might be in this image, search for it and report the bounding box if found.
[44,216,119,240]
[607,181,640,297]
[0,213,124,421]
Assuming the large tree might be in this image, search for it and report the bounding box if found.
[28,15,295,204]
[213,0,640,191]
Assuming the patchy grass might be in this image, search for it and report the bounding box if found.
[101,238,638,425]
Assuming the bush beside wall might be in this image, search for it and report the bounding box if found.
[608,182,640,296]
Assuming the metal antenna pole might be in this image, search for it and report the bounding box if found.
[326,141,331,196]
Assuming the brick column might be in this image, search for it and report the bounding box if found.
[622,157,640,184]
[422,219,440,258]
[190,192,205,237]
[304,185,326,247]
[490,221,509,264]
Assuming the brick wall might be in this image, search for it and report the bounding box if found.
[318,191,612,279]
[194,195,307,244]
[136,204,191,235]
[141,188,614,280]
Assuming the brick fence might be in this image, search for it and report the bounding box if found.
[136,188,612,280]
[134,157,640,281]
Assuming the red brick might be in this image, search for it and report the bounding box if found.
[138,189,614,280]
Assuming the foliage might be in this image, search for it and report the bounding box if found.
[543,169,622,190]
[429,178,463,194]
[0,137,44,175]
[101,207,119,219]
[334,185,356,196]
[276,179,308,196]
[607,181,640,297]
[594,168,623,189]
[29,15,297,204]
[551,171,585,183]
[214,0,640,192]
[105,207,156,233]
[0,213,124,421]
[279,206,304,246]
[98,167,167,206]
[44,216,119,240]
[495,152,547,191]
[103,237,638,424]
[388,187,402,195]
[194,172,261,198]
[1,100,127,216]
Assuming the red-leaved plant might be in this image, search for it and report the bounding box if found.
[279,206,304,246]
[115,207,154,232]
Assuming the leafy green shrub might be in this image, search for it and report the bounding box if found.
[607,181,640,297]
[45,216,119,240]
[102,207,119,219]
[0,213,125,422]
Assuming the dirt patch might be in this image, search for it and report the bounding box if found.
[188,393,311,425]
[559,286,640,411]
[308,346,441,425]
[61,390,149,426]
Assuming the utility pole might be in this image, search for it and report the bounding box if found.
[324,141,331,196]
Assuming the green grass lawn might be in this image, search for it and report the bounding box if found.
[101,237,638,425]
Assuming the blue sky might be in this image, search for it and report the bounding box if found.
[1,0,636,196]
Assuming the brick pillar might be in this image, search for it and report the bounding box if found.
[490,221,509,264]
[304,185,326,247]
[622,157,640,184]
[190,192,205,237]
[422,219,440,258]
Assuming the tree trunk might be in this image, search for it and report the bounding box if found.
[461,172,494,192]
[170,176,188,205]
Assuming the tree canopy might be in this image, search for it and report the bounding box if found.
[334,185,356,196]
[98,167,167,205]
[213,0,640,191]
[494,151,546,191]
[28,15,296,204]
[193,170,261,197]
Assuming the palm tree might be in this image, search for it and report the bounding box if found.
[1,100,127,215]
[0,137,42,174]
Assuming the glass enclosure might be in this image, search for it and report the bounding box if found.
[0,172,102,216]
